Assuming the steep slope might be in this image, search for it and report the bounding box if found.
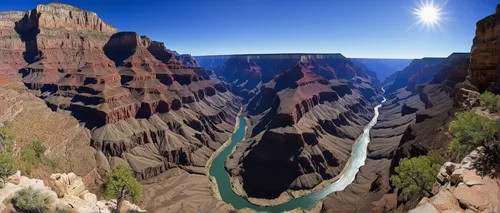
[225,61,379,202]
[0,81,98,183]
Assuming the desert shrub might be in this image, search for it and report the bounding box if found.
[480,91,500,112]
[0,123,15,153]
[449,111,499,155]
[391,155,442,197]
[9,187,53,213]
[0,154,18,187]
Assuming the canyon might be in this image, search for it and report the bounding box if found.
[0,2,499,213]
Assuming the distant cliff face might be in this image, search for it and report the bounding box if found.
[469,5,500,93]
[384,57,445,94]
[210,54,371,103]
[351,58,413,82]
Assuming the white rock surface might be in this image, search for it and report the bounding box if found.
[0,171,145,213]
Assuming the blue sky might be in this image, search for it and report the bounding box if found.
[2,0,499,58]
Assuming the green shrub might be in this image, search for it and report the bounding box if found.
[449,111,499,154]
[21,146,40,167]
[20,140,48,175]
[0,123,15,153]
[31,140,46,159]
[9,187,53,213]
[480,91,500,112]
[391,155,441,197]
[0,154,18,186]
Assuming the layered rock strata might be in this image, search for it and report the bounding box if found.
[225,61,379,201]
[213,54,371,102]
[469,5,500,92]
[0,2,242,189]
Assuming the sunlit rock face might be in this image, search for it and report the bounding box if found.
[0,2,242,182]
[469,5,500,93]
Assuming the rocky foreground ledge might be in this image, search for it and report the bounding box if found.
[409,148,500,213]
[0,171,144,213]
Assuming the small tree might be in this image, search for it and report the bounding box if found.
[391,155,441,198]
[101,165,141,213]
[0,154,18,187]
[21,140,48,175]
[9,187,53,213]
[449,111,499,155]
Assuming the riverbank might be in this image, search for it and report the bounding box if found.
[205,109,245,202]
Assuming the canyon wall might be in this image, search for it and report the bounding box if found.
[0,3,242,211]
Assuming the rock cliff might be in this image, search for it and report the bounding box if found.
[469,5,500,92]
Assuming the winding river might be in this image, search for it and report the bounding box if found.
[209,96,387,212]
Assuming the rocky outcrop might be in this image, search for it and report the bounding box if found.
[0,171,144,213]
[0,11,26,80]
[469,5,500,92]
[225,61,378,201]
[410,149,500,213]
[15,3,118,90]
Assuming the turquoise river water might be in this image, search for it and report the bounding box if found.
[208,96,386,212]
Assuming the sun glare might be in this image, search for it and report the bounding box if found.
[412,0,447,31]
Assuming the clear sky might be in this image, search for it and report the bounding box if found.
[2,0,499,58]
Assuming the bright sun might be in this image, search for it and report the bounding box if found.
[412,0,447,31]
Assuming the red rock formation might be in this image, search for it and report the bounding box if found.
[0,11,26,80]
[0,3,243,182]
[16,3,118,89]
[217,54,368,103]
[469,5,500,92]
